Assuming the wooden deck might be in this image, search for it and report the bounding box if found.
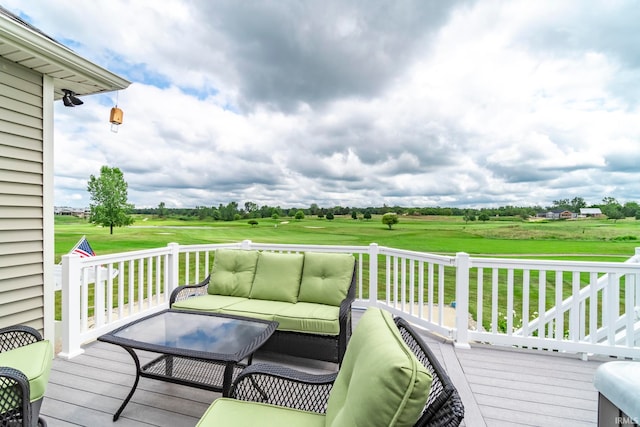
[41,310,605,427]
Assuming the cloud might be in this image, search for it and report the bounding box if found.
[4,0,640,209]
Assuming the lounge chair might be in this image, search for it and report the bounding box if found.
[0,325,53,427]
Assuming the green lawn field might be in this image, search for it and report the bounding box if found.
[55,214,640,262]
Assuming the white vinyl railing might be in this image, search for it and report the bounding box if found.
[57,241,640,361]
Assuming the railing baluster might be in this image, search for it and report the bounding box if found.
[522,269,530,337]
[538,270,546,339]
[555,271,563,340]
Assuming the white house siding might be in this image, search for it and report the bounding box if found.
[0,56,45,331]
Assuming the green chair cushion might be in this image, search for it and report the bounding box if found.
[298,252,355,306]
[249,252,304,303]
[196,398,325,427]
[325,307,432,427]
[172,295,248,312]
[0,340,53,402]
[219,299,296,323]
[208,249,259,297]
[274,302,341,335]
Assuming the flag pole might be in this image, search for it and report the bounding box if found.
[69,235,87,254]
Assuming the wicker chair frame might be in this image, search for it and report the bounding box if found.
[170,264,356,364]
[0,325,48,427]
[227,316,464,426]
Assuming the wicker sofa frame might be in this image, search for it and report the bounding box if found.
[226,314,464,426]
[169,264,356,364]
[0,325,48,427]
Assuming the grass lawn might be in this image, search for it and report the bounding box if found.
[55,214,640,262]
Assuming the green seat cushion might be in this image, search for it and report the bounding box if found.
[219,299,295,323]
[172,295,248,312]
[208,249,259,297]
[0,340,53,402]
[197,398,325,427]
[274,302,341,335]
[325,307,432,427]
[299,252,355,306]
[249,252,304,303]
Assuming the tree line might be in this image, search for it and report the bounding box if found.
[132,197,640,222]
[85,166,640,235]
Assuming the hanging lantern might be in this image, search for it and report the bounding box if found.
[110,107,123,125]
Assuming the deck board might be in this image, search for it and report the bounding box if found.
[41,310,604,426]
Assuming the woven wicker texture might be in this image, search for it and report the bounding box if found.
[0,325,41,352]
[0,367,30,426]
[142,355,244,388]
[395,317,465,427]
[232,363,337,413]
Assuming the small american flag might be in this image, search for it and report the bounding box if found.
[72,236,95,258]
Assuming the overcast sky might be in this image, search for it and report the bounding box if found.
[6,1,640,209]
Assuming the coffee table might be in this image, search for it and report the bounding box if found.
[97,309,278,421]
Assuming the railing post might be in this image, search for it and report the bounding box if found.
[167,242,180,292]
[58,253,84,359]
[454,252,471,349]
[368,243,379,307]
[241,239,252,249]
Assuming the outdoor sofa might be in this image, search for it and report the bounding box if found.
[196,307,465,427]
[0,325,53,427]
[170,249,356,363]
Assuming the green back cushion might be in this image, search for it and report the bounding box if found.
[249,251,304,303]
[298,252,355,306]
[325,308,432,427]
[208,249,259,297]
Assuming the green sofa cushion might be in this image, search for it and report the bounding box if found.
[0,340,53,402]
[274,302,341,335]
[298,252,355,306]
[208,249,259,297]
[171,295,248,312]
[249,252,304,303]
[197,398,325,427]
[325,307,432,427]
[219,299,296,323]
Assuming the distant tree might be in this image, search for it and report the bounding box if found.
[271,213,279,220]
[478,213,490,222]
[601,197,624,222]
[351,210,358,220]
[570,197,587,212]
[244,201,259,218]
[157,201,167,218]
[87,165,134,234]
[248,219,258,227]
[326,211,335,220]
[363,211,372,220]
[382,212,399,229]
[604,207,624,222]
[294,210,305,220]
[622,202,639,218]
[463,211,476,223]
[552,199,571,210]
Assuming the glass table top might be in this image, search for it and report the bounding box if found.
[108,310,274,355]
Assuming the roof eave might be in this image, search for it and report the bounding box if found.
[0,12,130,98]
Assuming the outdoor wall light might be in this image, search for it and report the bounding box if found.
[62,89,83,107]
